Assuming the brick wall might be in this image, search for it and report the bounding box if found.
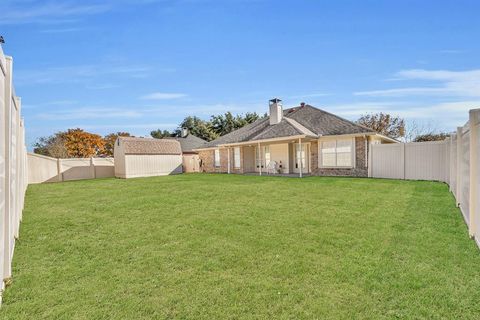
[312,136,368,177]
[198,148,245,174]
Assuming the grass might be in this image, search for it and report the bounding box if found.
[1,174,480,319]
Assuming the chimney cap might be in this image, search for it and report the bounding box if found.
[300,102,305,107]
[269,98,282,104]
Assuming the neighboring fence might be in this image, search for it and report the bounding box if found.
[0,46,28,301]
[369,108,480,248]
[27,153,114,184]
[369,141,449,182]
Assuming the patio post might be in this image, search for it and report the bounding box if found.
[227,147,231,174]
[258,142,262,176]
[298,137,303,178]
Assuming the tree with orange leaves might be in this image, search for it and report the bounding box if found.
[60,128,106,158]
[103,132,131,156]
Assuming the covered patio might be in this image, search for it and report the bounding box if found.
[221,135,317,178]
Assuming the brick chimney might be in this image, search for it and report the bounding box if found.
[269,98,283,125]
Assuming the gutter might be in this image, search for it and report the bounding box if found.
[193,134,315,151]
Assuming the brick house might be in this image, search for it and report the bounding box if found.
[195,98,397,177]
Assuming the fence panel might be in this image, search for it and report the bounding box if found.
[449,135,457,196]
[0,46,27,301]
[405,141,447,182]
[370,143,404,179]
[460,125,470,223]
[370,108,480,249]
[27,153,115,184]
[371,141,446,182]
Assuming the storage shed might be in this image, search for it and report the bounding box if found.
[114,137,182,178]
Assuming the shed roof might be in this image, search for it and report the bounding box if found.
[118,137,182,155]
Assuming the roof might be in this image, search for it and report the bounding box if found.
[201,104,376,148]
[165,134,207,153]
[117,137,182,155]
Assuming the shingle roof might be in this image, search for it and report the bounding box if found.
[285,105,375,136]
[165,134,207,152]
[201,104,375,148]
[118,137,182,155]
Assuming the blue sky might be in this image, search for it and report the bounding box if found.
[1,0,480,147]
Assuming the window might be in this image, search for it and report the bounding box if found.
[234,147,241,169]
[320,139,353,167]
[214,149,220,167]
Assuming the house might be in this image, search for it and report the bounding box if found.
[165,129,207,173]
[114,137,182,178]
[194,98,396,177]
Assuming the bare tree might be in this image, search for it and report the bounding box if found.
[403,120,447,142]
[357,113,405,139]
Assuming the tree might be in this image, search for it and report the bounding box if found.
[60,128,106,158]
[177,116,218,141]
[150,129,175,139]
[357,113,405,139]
[33,134,68,158]
[413,132,450,142]
[103,132,131,156]
[210,112,262,136]
[34,128,106,158]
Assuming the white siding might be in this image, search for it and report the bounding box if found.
[123,154,182,178]
[114,138,126,178]
[269,143,289,173]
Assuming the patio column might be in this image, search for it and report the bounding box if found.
[298,138,303,178]
[258,142,262,176]
[227,147,231,174]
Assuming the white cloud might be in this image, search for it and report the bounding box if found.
[0,2,109,25]
[330,100,480,130]
[355,69,480,98]
[16,64,151,85]
[140,92,187,100]
[36,107,143,120]
[290,92,331,99]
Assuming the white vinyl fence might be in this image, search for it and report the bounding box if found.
[370,108,480,248]
[28,153,114,184]
[0,46,28,302]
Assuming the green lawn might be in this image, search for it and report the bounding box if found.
[1,174,480,319]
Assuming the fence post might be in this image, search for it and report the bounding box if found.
[469,109,480,238]
[368,142,372,177]
[57,158,63,182]
[449,136,454,192]
[401,143,406,180]
[456,127,462,207]
[90,157,96,179]
[14,97,21,239]
[3,56,13,281]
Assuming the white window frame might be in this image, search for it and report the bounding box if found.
[318,137,355,168]
[214,149,220,167]
[233,147,241,169]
